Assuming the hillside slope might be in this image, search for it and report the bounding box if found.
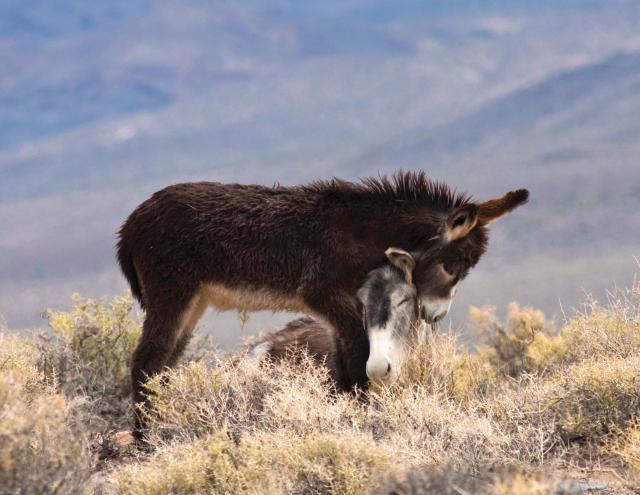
[1,287,639,494]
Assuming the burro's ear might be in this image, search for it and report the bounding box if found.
[444,204,478,242]
[385,247,416,285]
[478,189,529,225]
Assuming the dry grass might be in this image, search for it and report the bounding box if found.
[115,431,401,495]
[0,333,93,495]
[0,281,638,494]
[42,293,142,431]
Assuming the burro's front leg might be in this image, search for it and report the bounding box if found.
[309,295,369,392]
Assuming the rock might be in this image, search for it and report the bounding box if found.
[554,479,608,494]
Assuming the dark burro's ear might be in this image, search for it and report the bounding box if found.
[385,247,416,285]
[444,204,478,242]
[478,189,529,225]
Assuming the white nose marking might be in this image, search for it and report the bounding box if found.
[366,358,392,380]
[366,327,395,380]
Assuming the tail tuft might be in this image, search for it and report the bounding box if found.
[116,235,144,309]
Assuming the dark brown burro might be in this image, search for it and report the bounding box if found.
[117,170,528,434]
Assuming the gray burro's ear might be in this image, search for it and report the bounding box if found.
[478,189,529,225]
[444,204,478,242]
[385,247,416,285]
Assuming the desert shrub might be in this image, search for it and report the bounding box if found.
[375,466,486,495]
[609,421,640,482]
[256,356,362,436]
[366,388,509,472]
[359,337,519,472]
[142,344,512,476]
[393,329,460,393]
[484,354,640,469]
[139,358,264,442]
[377,467,564,495]
[114,431,400,495]
[42,293,142,429]
[559,285,640,363]
[469,303,565,377]
[547,356,640,442]
[477,283,640,378]
[0,334,94,495]
[4,282,640,493]
[0,334,50,398]
[130,351,399,493]
[390,330,499,403]
[278,433,400,494]
[113,432,265,495]
[140,353,359,445]
[450,349,501,402]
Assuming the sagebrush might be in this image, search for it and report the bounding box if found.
[0,281,638,494]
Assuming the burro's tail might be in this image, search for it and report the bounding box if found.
[116,233,144,309]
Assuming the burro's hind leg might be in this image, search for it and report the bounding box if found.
[131,291,204,439]
[131,309,180,439]
[167,292,208,368]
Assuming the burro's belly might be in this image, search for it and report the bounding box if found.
[200,283,313,314]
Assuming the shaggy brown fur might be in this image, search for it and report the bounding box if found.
[248,317,340,384]
[117,170,528,435]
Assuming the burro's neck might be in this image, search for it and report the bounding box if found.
[330,199,441,250]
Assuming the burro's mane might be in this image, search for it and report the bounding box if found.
[305,170,472,211]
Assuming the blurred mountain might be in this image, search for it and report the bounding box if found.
[352,50,640,326]
[1,0,638,344]
[353,50,640,257]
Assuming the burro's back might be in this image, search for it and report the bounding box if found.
[118,181,323,304]
[117,171,529,439]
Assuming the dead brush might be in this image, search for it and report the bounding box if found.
[0,334,94,495]
[608,420,640,483]
[40,292,142,431]
[377,467,565,495]
[469,303,561,378]
[113,430,403,495]
[560,283,640,363]
[139,351,362,447]
[549,355,640,442]
[2,281,640,494]
[381,326,499,402]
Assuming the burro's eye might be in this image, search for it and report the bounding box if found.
[397,297,411,307]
